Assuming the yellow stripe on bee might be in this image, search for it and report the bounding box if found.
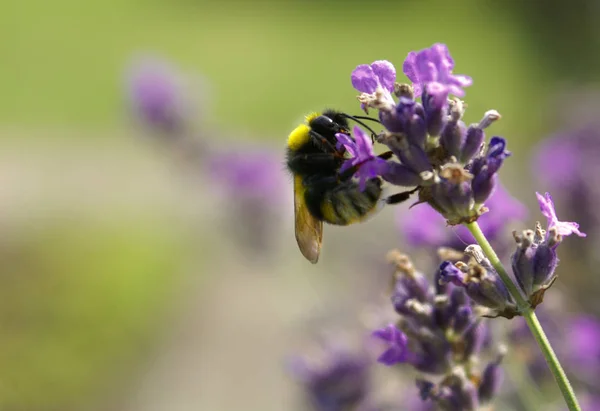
[287,112,321,151]
[321,190,381,226]
[320,197,362,226]
[287,124,311,151]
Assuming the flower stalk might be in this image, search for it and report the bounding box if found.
[466,221,581,411]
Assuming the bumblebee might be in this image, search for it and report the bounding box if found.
[286,109,416,263]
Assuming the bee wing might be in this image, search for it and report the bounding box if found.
[293,176,323,263]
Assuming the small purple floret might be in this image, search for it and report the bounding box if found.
[402,43,472,100]
[371,324,410,366]
[439,261,468,286]
[336,126,387,190]
[351,60,396,94]
[536,192,586,238]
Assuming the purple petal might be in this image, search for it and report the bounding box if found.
[452,74,473,87]
[355,158,387,191]
[430,43,454,72]
[353,126,375,160]
[403,43,471,99]
[371,324,409,366]
[439,261,468,286]
[335,132,357,157]
[370,60,396,92]
[425,82,449,107]
[403,51,419,83]
[340,158,355,174]
[397,204,448,247]
[351,64,378,94]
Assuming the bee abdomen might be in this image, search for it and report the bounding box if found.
[320,179,383,226]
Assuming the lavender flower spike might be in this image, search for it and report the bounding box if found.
[536,192,587,239]
[336,126,387,191]
[512,192,586,306]
[403,43,472,102]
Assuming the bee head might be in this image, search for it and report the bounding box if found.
[311,110,350,136]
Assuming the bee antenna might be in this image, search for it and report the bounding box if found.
[339,114,381,141]
[349,115,382,124]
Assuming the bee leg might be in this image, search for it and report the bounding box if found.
[386,187,420,205]
[378,151,393,160]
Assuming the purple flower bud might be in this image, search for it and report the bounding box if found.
[531,244,558,289]
[421,88,446,136]
[461,126,484,163]
[407,113,427,149]
[380,162,422,187]
[462,321,487,359]
[478,352,505,404]
[441,120,468,159]
[471,137,511,204]
[428,164,477,224]
[440,246,516,316]
[511,229,540,296]
[452,305,475,335]
[371,324,410,366]
[397,143,432,174]
[433,286,467,333]
[439,261,468,286]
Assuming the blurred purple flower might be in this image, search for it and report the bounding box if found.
[207,147,290,254]
[372,251,504,408]
[566,316,600,371]
[403,43,472,101]
[397,183,526,253]
[288,339,371,411]
[208,147,288,204]
[126,56,191,133]
[534,135,582,189]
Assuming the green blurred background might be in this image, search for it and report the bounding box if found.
[1,0,598,409]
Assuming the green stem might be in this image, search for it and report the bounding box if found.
[465,221,581,411]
